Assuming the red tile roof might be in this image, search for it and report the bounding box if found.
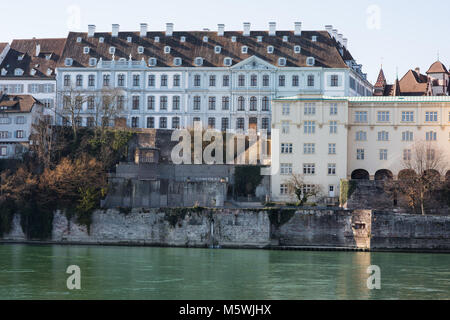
[426,61,448,74]
[398,69,429,96]
[0,94,42,113]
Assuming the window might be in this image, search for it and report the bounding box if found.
[401,111,414,122]
[425,111,438,122]
[262,97,270,111]
[250,97,257,111]
[356,131,367,141]
[282,121,290,134]
[307,75,315,87]
[278,75,286,87]
[282,104,290,116]
[378,131,389,141]
[224,58,232,66]
[292,75,299,87]
[306,57,315,66]
[109,47,116,55]
[180,36,186,43]
[64,75,71,87]
[237,97,245,111]
[377,111,390,122]
[280,184,288,195]
[137,46,144,54]
[330,104,338,115]
[241,46,248,54]
[263,75,270,87]
[328,164,336,175]
[103,74,110,87]
[278,58,286,66]
[304,121,315,134]
[222,75,230,87]
[330,75,339,87]
[403,149,412,161]
[76,75,83,87]
[402,131,414,141]
[172,117,180,129]
[149,58,157,66]
[173,75,180,87]
[238,75,246,87]
[257,36,263,42]
[303,143,315,154]
[281,143,293,154]
[357,149,365,160]
[193,96,201,110]
[16,116,25,125]
[15,130,24,139]
[87,96,95,110]
[312,36,317,42]
[132,96,140,110]
[172,96,180,110]
[203,36,208,42]
[214,46,221,54]
[86,117,95,127]
[208,97,216,110]
[194,57,203,66]
[426,131,437,141]
[267,46,274,54]
[160,96,168,110]
[236,118,245,130]
[209,75,216,87]
[329,121,338,134]
[280,164,293,175]
[304,103,316,115]
[207,117,216,129]
[379,149,388,160]
[117,96,125,109]
[262,118,270,130]
[148,75,155,87]
[221,118,229,131]
[88,75,95,87]
[427,149,435,161]
[118,74,125,87]
[159,117,167,129]
[194,75,201,87]
[328,143,336,155]
[303,164,316,175]
[64,58,73,66]
[131,117,139,128]
[222,97,230,110]
[164,46,171,54]
[250,75,258,87]
[355,111,368,123]
[294,46,301,53]
[133,75,140,87]
[193,117,201,126]
[161,75,168,87]
[147,117,155,129]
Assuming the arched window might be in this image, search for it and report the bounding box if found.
[238,96,245,111]
[262,97,270,111]
[250,97,257,111]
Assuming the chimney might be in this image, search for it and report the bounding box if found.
[343,38,348,48]
[325,25,333,36]
[140,23,148,37]
[415,67,420,74]
[332,29,338,39]
[88,25,96,37]
[166,23,174,36]
[337,33,343,45]
[218,24,225,36]
[269,22,276,36]
[112,24,120,37]
[35,44,41,57]
[243,22,251,36]
[294,22,302,36]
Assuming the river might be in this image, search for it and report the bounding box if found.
[0,244,448,300]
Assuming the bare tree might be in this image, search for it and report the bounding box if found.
[393,141,448,215]
[57,86,88,141]
[91,88,126,136]
[286,173,323,206]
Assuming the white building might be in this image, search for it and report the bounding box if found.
[55,23,372,131]
[271,94,450,202]
[0,93,44,158]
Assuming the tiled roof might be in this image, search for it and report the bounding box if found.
[374,68,386,88]
[58,30,354,69]
[0,94,42,113]
[426,61,448,74]
[0,38,66,79]
[0,43,8,53]
[398,69,429,96]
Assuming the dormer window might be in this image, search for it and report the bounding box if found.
[99,37,104,43]
[154,37,160,43]
[224,57,232,67]
[64,58,73,66]
[76,37,82,43]
[267,46,274,54]
[46,68,53,76]
[17,54,24,61]
[83,47,90,54]
[306,57,315,66]
[294,45,301,53]
[89,58,97,66]
[194,57,204,66]
[30,69,37,76]
[257,36,263,42]
[203,36,208,42]
[118,58,126,62]
[283,36,289,42]
[214,46,221,54]
[180,36,186,42]
[137,46,144,54]
[174,57,182,66]
[127,36,132,43]
[241,46,248,54]
[278,58,286,66]
[1,68,7,76]
[14,68,24,76]
[109,47,116,55]
[149,57,157,66]
[312,36,317,42]
[164,46,171,54]
[231,36,237,42]
[45,54,52,60]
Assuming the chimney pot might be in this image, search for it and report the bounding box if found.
[325,25,333,35]
[166,23,174,36]
[343,38,348,48]
[415,67,420,74]
[218,24,225,36]
[88,25,96,37]
[294,22,302,36]
[337,33,343,45]
[112,24,120,37]
[269,22,276,36]
[243,22,251,36]
[332,29,338,39]
[140,23,148,37]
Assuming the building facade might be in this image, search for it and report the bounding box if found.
[271,94,450,202]
[54,23,372,131]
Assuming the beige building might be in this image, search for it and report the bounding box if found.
[271,94,450,202]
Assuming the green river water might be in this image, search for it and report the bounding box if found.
[0,244,448,300]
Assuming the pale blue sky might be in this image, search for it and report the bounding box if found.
[1,0,448,84]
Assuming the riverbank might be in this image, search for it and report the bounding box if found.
[2,208,449,252]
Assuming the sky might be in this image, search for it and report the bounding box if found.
[0,0,449,84]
